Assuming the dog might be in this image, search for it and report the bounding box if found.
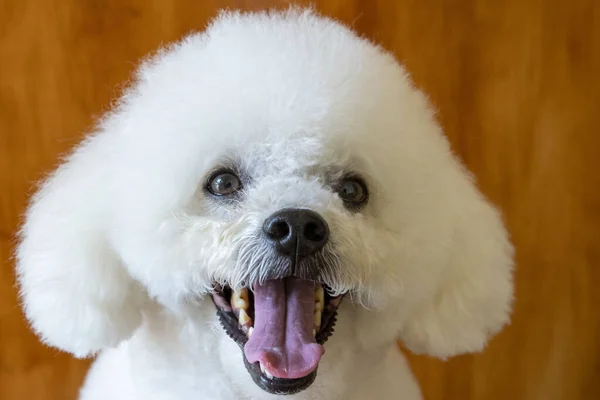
[15,7,514,400]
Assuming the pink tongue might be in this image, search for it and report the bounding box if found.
[244,278,324,379]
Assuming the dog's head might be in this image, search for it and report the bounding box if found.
[16,8,514,395]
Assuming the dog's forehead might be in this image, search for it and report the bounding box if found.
[230,131,352,178]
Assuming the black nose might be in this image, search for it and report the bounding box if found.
[263,208,329,258]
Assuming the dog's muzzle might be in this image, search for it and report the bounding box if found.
[211,208,344,395]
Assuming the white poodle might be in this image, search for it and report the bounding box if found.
[15,8,514,400]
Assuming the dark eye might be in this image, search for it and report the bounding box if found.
[338,178,368,207]
[208,171,242,196]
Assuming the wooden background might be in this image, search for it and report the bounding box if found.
[1,0,599,399]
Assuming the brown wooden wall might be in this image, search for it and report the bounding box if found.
[1,1,599,399]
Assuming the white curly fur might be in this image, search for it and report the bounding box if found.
[16,7,514,400]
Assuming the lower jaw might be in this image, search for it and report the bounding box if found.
[215,305,334,395]
[242,347,318,395]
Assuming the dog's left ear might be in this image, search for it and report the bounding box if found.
[398,165,515,359]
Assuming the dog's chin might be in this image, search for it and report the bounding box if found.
[211,276,344,395]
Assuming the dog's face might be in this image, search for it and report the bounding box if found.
[16,8,514,396]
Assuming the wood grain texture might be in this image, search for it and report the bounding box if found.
[1,0,599,399]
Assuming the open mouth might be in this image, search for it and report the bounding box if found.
[211,277,343,395]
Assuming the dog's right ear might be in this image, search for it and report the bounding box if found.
[15,132,149,358]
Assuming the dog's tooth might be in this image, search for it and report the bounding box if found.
[248,327,254,338]
[312,328,317,337]
[238,309,252,327]
[232,288,249,310]
[314,309,322,329]
[259,363,273,379]
[315,286,324,312]
[315,286,324,303]
[315,300,324,312]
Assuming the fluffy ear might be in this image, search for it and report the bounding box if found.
[398,168,515,359]
[15,133,149,358]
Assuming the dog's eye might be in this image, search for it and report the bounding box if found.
[208,171,242,196]
[338,178,368,207]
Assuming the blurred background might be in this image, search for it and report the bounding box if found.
[1,0,599,399]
